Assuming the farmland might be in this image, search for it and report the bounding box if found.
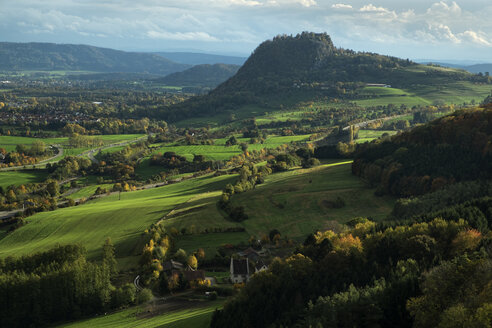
[0,134,144,153]
[0,173,236,261]
[159,161,396,241]
[0,169,48,188]
[59,300,223,328]
[355,129,398,143]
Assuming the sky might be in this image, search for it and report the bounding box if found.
[1,0,492,61]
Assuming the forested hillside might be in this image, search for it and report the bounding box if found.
[0,42,189,74]
[161,32,491,122]
[353,106,492,197]
[210,105,492,328]
[155,63,240,87]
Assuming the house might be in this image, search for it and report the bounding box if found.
[237,247,260,262]
[183,269,205,282]
[255,259,268,273]
[230,258,250,283]
[162,260,184,276]
[366,83,392,88]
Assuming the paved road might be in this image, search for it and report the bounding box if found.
[77,135,148,163]
[342,114,407,131]
[0,135,147,171]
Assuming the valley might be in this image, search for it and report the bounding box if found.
[0,32,491,328]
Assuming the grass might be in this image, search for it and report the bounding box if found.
[0,169,48,188]
[0,173,236,261]
[135,134,312,179]
[58,301,223,328]
[355,82,491,107]
[159,160,395,241]
[0,134,144,153]
[231,161,395,240]
[65,183,114,200]
[176,232,250,259]
[356,130,397,144]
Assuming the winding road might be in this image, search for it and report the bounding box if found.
[0,135,148,171]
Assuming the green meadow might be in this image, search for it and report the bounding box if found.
[0,134,144,153]
[231,161,395,239]
[161,161,395,241]
[354,82,491,107]
[176,231,250,259]
[0,173,236,261]
[58,301,223,328]
[356,129,397,143]
[135,134,312,179]
[0,169,48,188]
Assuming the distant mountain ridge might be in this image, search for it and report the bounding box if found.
[416,60,492,74]
[0,42,190,75]
[154,52,247,66]
[155,63,240,87]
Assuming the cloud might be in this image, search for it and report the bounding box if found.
[331,3,352,9]
[360,4,390,13]
[146,30,219,41]
[459,30,491,46]
[1,0,492,59]
[298,0,317,7]
[427,1,461,16]
[418,23,460,44]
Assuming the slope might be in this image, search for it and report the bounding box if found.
[155,63,240,87]
[155,52,247,65]
[161,32,491,123]
[0,42,189,75]
[0,173,235,260]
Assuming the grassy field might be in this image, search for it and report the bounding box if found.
[0,173,236,261]
[0,169,48,188]
[231,161,395,239]
[0,134,144,153]
[152,135,311,159]
[59,301,223,328]
[160,161,395,241]
[65,183,114,200]
[135,134,312,179]
[355,83,491,107]
[176,232,250,259]
[356,130,397,143]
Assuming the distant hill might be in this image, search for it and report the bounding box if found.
[154,52,247,66]
[465,63,492,74]
[417,60,492,74]
[155,63,240,87]
[0,42,190,75]
[158,32,490,122]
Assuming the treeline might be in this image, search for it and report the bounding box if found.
[211,217,491,327]
[0,140,52,167]
[352,107,492,197]
[149,151,222,174]
[0,242,137,327]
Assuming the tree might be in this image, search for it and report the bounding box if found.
[226,136,238,146]
[137,288,153,304]
[240,142,249,152]
[30,140,46,155]
[6,189,16,202]
[188,255,198,270]
[46,181,59,197]
[103,238,117,275]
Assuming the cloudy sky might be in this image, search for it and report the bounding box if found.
[1,0,491,61]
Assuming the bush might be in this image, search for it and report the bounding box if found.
[137,288,153,304]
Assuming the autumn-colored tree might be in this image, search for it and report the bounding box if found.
[187,255,198,270]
